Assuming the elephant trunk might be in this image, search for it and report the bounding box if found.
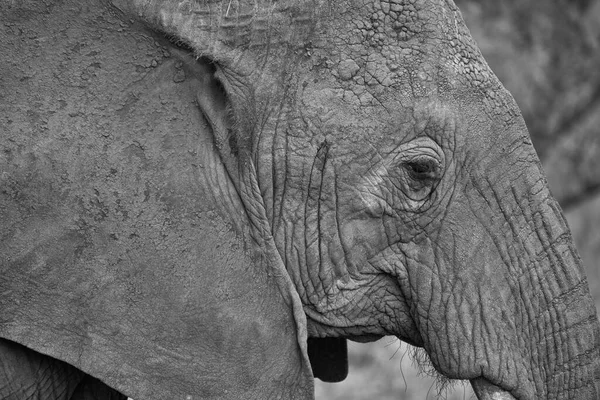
[454,152,600,399]
[505,170,599,399]
[521,226,600,399]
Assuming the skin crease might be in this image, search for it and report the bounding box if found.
[0,1,599,400]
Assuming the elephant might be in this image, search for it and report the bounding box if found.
[1,0,599,398]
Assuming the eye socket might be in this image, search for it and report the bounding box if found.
[364,137,444,214]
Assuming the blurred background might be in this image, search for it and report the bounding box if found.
[316,0,600,398]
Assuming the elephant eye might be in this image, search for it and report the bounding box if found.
[380,137,445,211]
[403,157,440,181]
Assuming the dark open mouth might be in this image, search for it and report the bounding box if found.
[308,338,518,399]
[307,337,349,383]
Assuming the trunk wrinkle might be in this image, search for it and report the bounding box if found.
[463,161,600,398]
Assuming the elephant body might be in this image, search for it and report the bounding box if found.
[1,0,599,399]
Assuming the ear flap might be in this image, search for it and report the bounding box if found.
[0,48,316,398]
[308,337,349,382]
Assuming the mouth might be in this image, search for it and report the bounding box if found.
[471,378,517,400]
[308,337,519,399]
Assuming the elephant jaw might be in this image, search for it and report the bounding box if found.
[471,378,517,400]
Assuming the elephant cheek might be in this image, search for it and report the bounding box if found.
[337,218,389,271]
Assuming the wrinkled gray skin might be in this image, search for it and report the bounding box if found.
[1,0,599,399]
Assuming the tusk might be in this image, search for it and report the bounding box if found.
[470,378,517,400]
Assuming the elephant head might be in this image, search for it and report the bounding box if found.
[1,0,599,399]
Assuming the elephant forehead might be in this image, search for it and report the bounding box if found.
[311,0,495,91]
[330,0,427,49]
[131,0,492,88]
[296,85,459,145]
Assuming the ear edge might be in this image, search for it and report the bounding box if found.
[193,60,242,181]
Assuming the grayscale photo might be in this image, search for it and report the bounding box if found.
[1,0,599,399]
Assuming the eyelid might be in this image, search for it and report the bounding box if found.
[403,154,440,166]
[399,145,442,164]
[371,136,445,177]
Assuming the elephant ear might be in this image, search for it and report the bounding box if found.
[0,34,314,400]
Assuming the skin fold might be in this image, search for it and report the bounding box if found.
[0,0,599,399]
